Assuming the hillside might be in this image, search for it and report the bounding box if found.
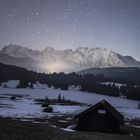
[78,67,140,82]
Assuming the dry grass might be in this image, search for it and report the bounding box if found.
[0,118,140,140]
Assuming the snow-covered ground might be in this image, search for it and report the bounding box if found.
[100,82,126,88]
[0,87,140,120]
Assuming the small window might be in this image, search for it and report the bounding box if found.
[98,109,106,114]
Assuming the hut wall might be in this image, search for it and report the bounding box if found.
[77,108,120,133]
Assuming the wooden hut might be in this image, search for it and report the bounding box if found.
[75,99,124,133]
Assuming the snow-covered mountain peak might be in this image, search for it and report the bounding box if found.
[76,47,89,52]
[2,44,28,52]
[1,44,39,58]
[90,47,112,54]
[75,47,112,54]
[43,46,55,52]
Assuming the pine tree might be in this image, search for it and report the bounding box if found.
[57,93,61,103]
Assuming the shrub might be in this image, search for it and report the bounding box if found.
[42,103,49,107]
[43,106,53,113]
[10,96,16,100]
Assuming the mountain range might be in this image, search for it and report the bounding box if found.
[0,44,140,72]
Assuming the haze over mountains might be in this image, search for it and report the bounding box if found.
[0,44,140,73]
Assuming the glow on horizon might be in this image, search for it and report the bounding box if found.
[42,62,71,73]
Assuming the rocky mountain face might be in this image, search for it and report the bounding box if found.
[0,44,140,72]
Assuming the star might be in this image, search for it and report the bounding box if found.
[62,32,65,36]
[45,28,49,32]
[35,12,39,16]
[90,36,94,40]
[79,1,82,4]
[38,31,41,34]
[71,40,74,43]
[63,11,68,18]
[74,18,78,22]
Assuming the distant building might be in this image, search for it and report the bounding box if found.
[75,99,124,133]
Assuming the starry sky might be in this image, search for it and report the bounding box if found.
[0,0,140,60]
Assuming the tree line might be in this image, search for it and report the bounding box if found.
[0,63,140,100]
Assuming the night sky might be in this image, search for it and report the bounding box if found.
[0,0,140,60]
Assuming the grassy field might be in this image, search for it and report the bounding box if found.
[0,118,140,140]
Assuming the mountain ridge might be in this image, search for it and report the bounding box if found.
[0,44,140,72]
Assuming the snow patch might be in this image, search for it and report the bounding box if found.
[1,80,20,88]
[52,105,85,114]
[100,82,126,88]
[68,85,81,91]
[0,98,45,118]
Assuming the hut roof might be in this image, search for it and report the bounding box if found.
[75,99,124,124]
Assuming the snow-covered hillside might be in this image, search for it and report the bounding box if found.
[0,88,140,120]
[0,44,140,72]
